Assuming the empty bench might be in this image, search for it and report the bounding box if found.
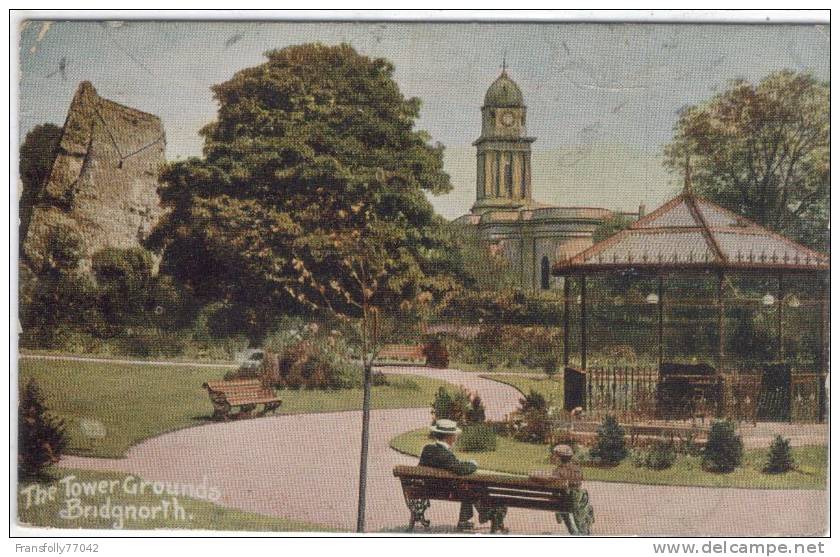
[375,344,426,365]
[393,465,593,534]
[202,379,282,420]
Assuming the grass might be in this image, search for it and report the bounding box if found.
[391,428,827,490]
[17,468,334,532]
[480,373,564,405]
[18,358,451,458]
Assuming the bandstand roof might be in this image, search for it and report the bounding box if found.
[553,191,829,274]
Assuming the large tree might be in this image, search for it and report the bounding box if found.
[150,43,462,341]
[664,71,829,250]
[149,44,465,531]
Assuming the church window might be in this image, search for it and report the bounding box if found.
[504,153,513,197]
[495,152,501,196]
[540,256,550,290]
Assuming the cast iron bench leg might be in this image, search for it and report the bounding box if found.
[405,498,430,532]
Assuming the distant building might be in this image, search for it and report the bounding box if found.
[455,69,642,291]
[23,81,166,270]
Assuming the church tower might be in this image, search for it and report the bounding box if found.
[471,68,535,214]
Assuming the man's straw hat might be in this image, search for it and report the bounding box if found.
[429,419,462,435]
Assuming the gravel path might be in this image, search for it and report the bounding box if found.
[60,366,827,535]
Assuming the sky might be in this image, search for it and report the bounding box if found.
[18,20,829,219]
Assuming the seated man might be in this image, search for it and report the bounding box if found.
[419,419,484,531]
[550,444,593,535]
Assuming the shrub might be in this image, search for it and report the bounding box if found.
[702,420,743,473]
[519,390,548,412]
[432,387,455,421]
[18,379,67,480]
[423,336,450,368]
[457,424,498,452]
[92,247,155,326]
[763,435,795,474]
[431,386,485,425]
[512,408,552,444]
[274,338,359,390]
[466,394,486,423]
[636,440,677,470]
[117,327,187,358]
[590,415,628,465]
[542,356,560,378]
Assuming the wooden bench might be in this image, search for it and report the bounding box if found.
[202,379,282,420]
[375,344,426,365]
[393,465,592,534]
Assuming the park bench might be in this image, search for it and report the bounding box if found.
[202,379,282,420]
[376,344,426,365]
[393,465,592,534]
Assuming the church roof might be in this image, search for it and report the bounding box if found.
[553,192,828,274]
[484,70,524,107]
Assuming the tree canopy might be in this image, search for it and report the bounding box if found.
[149,43,464,341]
[664,71,829,250]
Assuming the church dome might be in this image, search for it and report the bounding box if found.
[483,71,524,107]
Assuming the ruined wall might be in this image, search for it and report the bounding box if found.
[23,81,166,270]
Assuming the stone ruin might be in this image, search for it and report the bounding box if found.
[22,81,166,271]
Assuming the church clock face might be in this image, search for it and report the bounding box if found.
[500,110,515,127]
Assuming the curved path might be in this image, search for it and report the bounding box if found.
[61,367,827,535]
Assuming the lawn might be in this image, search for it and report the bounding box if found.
[17,468,334,532]
[19,358,450,458]
[481,373,564,405]
[391,428,827,490]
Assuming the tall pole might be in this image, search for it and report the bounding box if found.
[580,274,588,371]
[563,276,571,367]
[657,275,664,369]
[356,304,374,533]
[356,360,372,532]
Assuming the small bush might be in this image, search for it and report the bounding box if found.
[275,339,359,390]
[18,379,67,480]
[423,336,449,368]
[542,356,560,378]
[457,424,498,452]
[635,440,677,470]
[519,390,548,412]
[702,420,743,473]
[763,435,795,474]
[512,408,552,444]
[431,386,485,425]
[589,415,628,465]
[117,327,187,358]
[466,394,486,423]
[432,387,455,421]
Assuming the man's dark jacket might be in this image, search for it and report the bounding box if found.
[419,442,477,475]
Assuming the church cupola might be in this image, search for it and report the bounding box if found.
[472,67,535,213]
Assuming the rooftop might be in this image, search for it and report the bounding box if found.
[553,192,829,274]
